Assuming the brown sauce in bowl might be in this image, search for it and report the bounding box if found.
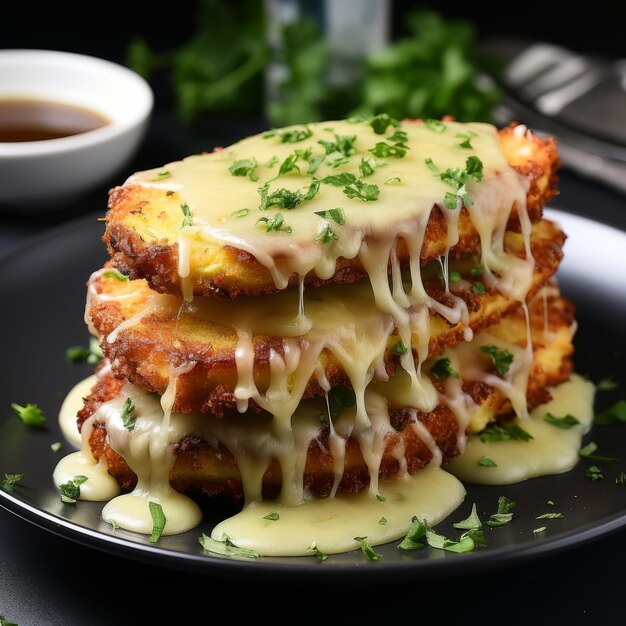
[0,98,110,142]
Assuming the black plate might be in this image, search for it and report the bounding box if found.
[0,208,625,581]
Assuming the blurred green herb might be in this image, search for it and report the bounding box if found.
[127,4,501,127]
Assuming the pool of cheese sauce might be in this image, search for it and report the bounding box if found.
[54,373,594,556]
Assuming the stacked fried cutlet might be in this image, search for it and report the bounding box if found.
[72,117,571,552]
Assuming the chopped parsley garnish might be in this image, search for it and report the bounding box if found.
[307,541,328,561]
[231,208,250,218]
[314,207,345,225]
[229,158,259,181]
[120,397,136,431]
[256,213,292,233]
[379,517,387,526]
[393,340,408,355]
[398,517,483,553]
[479,423,533,442]
[343,179,380,201]
[425,118,446,133]
[486,496,516,527]
[376,494,386,502]
[277,152,301,177]
[180,203,193,228]
[263,512,280,521]
[51,441,62,452]
[59,475,88,504]
[367,113,399,135]
[65,336,103,365]
[456,130,478,149]
[385,177,401,185]
[359,155,384,178]
[258,180,320,211]
[472,282,486,295]
[430,358,459,380]
[453,503,482,530]
[2,473,23,491]
[321,172,357,187]
[198,532,260,560]
[593,399,626,425]
[328,386,356,418]
[425,155,484,209]
[616,472,626,486]
[586,465,604,481]
[480,344,514,376]
[533,527,547,534]
[102,268,129,282]
[11,402,45,427]
[318,133,357,158]
[264,126,312,144]
[579,441,618,463]
[369,141,408,159]
[150,170,171,181]
[477,455,497,467]
[597,376,618,391]
[315,224,338,245]
[543,413,580,429]
[149,501,166,543]
[354,536,382,561]
[536,512,564,520]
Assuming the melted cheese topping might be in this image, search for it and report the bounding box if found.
[53,118,580,556]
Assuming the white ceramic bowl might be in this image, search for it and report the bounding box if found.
[0,49,153,211]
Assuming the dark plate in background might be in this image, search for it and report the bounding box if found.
[0,208,624,581]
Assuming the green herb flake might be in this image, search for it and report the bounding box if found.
[533,526,547,534]
[343,180,380,202]
[596,376,618,391]
[385,177,401,185]
[150,170,171,181]
[616,472,626,486]
[314,207,345,225]
[198,532,260,560]
[368,113,399,135]
[455,130,477,149]
[315,224,338,245]
[318,133,357,158]
[369,141,408,159]
[479,423,534,443]
[120,397,136,431]
[229,158,259,181]
[0,617,19,626]
[59,475,88,504]
[180,203,193,228]
[536,512,564,520]
[102,268,129,282]
[594,399,626,425]
[149,501,166,543]
[453,503,482,530]
[376,494,386,502]
[427,155,484,208]
[579,441,618,463]
[543,413,580,429]
[397,517,429,551]
[231,208,250,218]
[472,281,486,295]
[306,541,328,561]
[480,344,514,376]
[354,536,382,561]
[51,441,62,453]
[321,172,357,187]
[264,126,312,144]
[263,512,280,521]
[328,386,356,417]
[547,500,555,506]
[2,473,24,491]
[477,455,497,467]
[586,465,604,481]
[379,517,387,526]
[265,156,279,168]
[393,340,408,355]
[486,496,516,527]
[65,336,103,365]
[11,402,45,427]
[430,358,459,380]
[258,180,320,211]
[425,119,446,133]
[256,213,292,233]
[359,155,382,178]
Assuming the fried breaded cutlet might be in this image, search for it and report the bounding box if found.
[103,120,559,300]
[86,218,565,416]
[77,288,574,500]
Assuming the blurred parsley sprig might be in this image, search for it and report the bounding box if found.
[127,2,501,127]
